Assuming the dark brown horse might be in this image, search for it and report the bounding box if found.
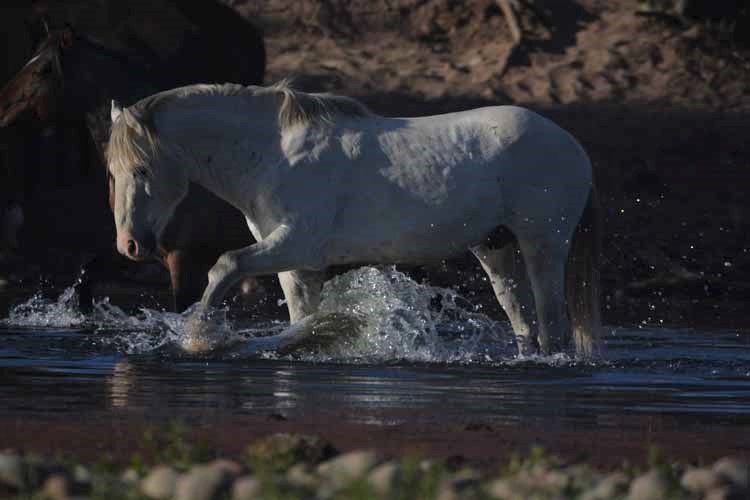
[0,23,266,311]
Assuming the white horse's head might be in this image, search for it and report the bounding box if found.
[107,100,188,261]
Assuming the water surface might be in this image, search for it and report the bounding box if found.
[1,268,748,436]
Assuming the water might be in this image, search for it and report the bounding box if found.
[1,267,749,436]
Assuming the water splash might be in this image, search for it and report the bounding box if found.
[2,286,86,327]
[275,266,517,363]
[1,267,521,364]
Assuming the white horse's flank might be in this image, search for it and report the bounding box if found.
[107,82,601,356]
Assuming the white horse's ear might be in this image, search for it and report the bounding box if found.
[111,100,123,123]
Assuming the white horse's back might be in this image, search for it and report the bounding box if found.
[320,105,592,265]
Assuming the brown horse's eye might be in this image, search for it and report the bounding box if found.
[39,63,53,76]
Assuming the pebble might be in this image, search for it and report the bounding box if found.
[713,457,750,490]
[527,464,568,492]
[627,470,671,500]
[231,476,262,500]
[174,463,232,500]
[141,465,179,499]
[42,473,71,500]
[120,467,140,485]
[0,452,23,490]
[704,486,736,500]
[286,463,318,489]
[207,459,243,478]
[681,466,724,493]
[317,450,378,488]
[436,478,459,500]
[246,433,333,467]
[485,478,528,500]
[367,461,398,495]
[582,472,629,500]
[73,464,91,485]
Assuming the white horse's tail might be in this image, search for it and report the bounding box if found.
[566,185,602,357]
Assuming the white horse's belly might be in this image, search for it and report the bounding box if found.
[324,193,503,265]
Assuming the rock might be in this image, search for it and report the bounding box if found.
[286,463,318,489]
[627,470,670,500]
[681,466,724,493]
[246,434,335,469]
[367,461,398,495]
[435,479,459,500]
[582,472,629,500]
[72,464,91,485]
[231,476,262,500]
[317,450,378,488]
[528,464,568,492]
[174,463,232,500]
[420,459,435,471]
[207,459,243,478]
[485,478,526,500]
[704,485,738,500]
[120,468,140,485]
[713,458,750,490]
[451,468,482,489]
[0,452,23,490]
[42,474,72,500]
[434,469,480,500]
[141,465,179,499]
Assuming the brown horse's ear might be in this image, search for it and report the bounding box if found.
[26,18,48,48]
[60,24,74,50]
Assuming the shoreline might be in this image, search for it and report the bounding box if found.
[2,415,749,470]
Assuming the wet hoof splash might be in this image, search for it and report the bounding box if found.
[182,304,231,354]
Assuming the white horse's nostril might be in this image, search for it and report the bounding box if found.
[127,239,138,257]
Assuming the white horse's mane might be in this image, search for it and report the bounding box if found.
[107,80,371,175]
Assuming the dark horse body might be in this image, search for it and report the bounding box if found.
[0,22,265,311]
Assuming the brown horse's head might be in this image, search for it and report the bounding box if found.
[0,24,75,129]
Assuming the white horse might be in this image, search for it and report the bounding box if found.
[107,82,602,357]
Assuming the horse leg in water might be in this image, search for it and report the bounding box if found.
[513,230,573,355]
[277,270,326,323]
[471,231,539,356]
[200,224,326,314]
[167,249,268,313]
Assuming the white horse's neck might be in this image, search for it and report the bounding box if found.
[153,93,283,213]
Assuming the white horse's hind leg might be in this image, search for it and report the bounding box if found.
[516,236,571,355]
[471,241,539,356]
[277,270,325,323]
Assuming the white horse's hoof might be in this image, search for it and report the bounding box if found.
[182,305,227,353]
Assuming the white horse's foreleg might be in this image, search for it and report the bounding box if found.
[200,224,319,308]
[516,237,571,355]
[277,270,326,323]
[471,241,539,355]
